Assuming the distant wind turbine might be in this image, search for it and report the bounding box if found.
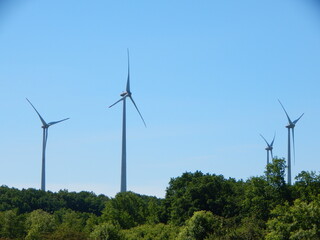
[260,133,275,165]
[278,99,304,185]
[26,98,69,191]
[109,50,146,193]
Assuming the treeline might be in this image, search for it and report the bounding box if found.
[0,188,109,215]
[1,158,320,239]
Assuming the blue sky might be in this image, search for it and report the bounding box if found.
[0,0,320,198]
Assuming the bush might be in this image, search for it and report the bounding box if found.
[90,222,124,240]
[177,211,224,240]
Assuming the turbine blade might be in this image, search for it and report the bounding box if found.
[126,49,130,93]
[48,118,70,126]
[292,128,296,165]
[260,134,270,147]
[270,133,276,147]
[270,150,274,160]
[129,96,146,127]
[109,97,126,108]
[293,113,304,124]
[45,128,48,147]
[278,99,293,124]
[26,98,47,126]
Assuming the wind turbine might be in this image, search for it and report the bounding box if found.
[26,98,69,191]
[109,50,146,193]
[260,133,275,165]
[278,100,304,185]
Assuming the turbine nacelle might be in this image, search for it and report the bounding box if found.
[120,91,131,97]
[286,123,295,129]
[260,133,275,150]
[40,119,70,129]
[279,99,304,128]
[265,146,273,151]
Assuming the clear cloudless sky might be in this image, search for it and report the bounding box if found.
[0,0,320,198]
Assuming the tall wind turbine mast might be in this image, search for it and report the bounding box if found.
[109,50,146,193]
[26,98,69,191]
[260,133,275,165]
[278,100,304,185]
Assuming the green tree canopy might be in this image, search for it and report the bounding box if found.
[165,171,241,225]
[25,209,56,240]
[293,171,320,201]
[90,222,124,240]
[101,191,162,229]
[177,210,224,240]
[266,197,320,240]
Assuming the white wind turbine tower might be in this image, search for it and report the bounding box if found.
[260,133,275,165]
[26,98,69,191]
[278,100,304,185]
[109,50,146,193]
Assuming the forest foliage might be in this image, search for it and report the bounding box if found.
[0,158,320,239]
